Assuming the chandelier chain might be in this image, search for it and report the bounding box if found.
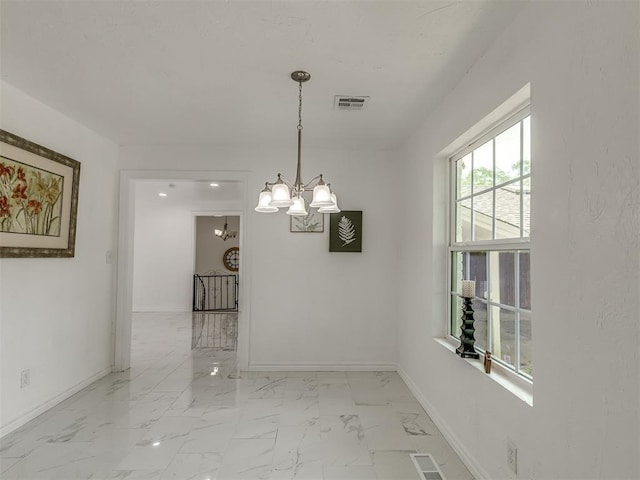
[298,81,303,130]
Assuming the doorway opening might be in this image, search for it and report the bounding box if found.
[115,171,250,373]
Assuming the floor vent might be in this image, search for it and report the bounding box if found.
[334,95,369,111]
[410,453,447,480]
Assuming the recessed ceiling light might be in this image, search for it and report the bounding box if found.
[210,183,219,187]
[152,441,161,447]
[158,193,167,197]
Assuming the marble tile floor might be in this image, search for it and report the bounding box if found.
[1,312,473,480]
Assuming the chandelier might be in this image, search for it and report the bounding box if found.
[255,71,340,215]
[214,216,237,241]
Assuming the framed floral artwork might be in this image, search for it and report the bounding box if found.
[290,210,324,233]
[0,130,81,257]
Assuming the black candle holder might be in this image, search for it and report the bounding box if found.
[456,296,480,359]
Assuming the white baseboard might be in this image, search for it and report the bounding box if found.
[247,362,397,372]
[397,366,489,480]
[0,367,112,438]
[132,308,190,313]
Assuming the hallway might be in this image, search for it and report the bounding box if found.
[0,313,472,479]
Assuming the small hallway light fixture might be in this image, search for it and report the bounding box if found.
[214,216,237,241]
[255,71,340,216]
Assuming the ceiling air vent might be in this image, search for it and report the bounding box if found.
[334,95,370,111]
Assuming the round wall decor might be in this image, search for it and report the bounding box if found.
[223,247,239,272]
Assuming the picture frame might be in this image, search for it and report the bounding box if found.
[329,210,362,252]
[0,129,81,258]
[290,209,324,233]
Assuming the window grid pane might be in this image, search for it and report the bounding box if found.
[472,140,494,194]
[473,300,488,352]
[456,199,472,242]
[486,252,492,353]
[491,305,516,368]
[473,191,493,241]
[522,176,531,238]
[522,116,530,175]
[457,154,472,199]
[495,182,522,239]
[451,294,462,340]
[514,251,521,372]
[495,122,521,185]
[519,251,531,310]
[519,311,533,378]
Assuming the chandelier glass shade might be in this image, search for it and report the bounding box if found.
[286,196,308,216]
[255,71,340,216]
[318,193,341,213]
[254,189,278,212]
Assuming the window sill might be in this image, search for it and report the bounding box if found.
[434,337,533,406]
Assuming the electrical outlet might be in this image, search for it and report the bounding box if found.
[507,438,518,475]
[20,369,30,388]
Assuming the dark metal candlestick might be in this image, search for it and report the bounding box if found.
[456,296,480,359]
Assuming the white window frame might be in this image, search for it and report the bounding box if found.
[447,105,532,381]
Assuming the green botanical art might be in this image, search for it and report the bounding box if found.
[0,156,63,236]
[290,210,324,232]
[329,210,362,252]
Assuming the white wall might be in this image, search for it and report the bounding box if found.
[195,216,240,274]
[132,187,195,312]
[397,2,639,480]
[0,81,118,434]
[120,146,398,369]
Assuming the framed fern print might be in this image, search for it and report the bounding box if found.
[0,130,81,258]
[329,210,362,252]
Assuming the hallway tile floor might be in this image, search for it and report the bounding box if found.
[0,313,473,480]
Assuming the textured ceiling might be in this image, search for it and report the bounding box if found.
[0,1,525,150]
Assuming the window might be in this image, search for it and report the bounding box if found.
[449,108,532,379]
